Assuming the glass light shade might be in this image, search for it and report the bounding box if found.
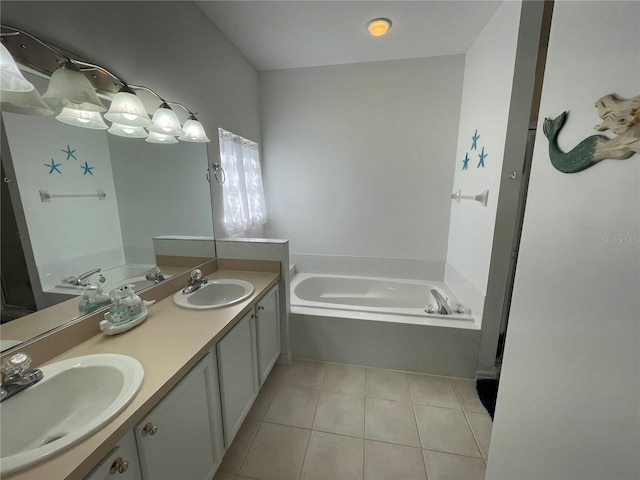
[367,18,392,37]
[0,43,35,92]
[146,131,178,144]
[148,104,184,136]
[104,91,152,127]
[178,117,210,142]
[108,122,148,138]
[43,64,106,112]
[56,108,108,129]
[1,87,54,115]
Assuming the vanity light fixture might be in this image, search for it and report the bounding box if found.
[0,42,35,92]
[42,60,107,112]
[107,122,148,138]
[148,102,184,136]
[56,107,108,129]
[104,86,152,128]
[146,131,178,144]
[178,114,210,143]
[367,18,392,37]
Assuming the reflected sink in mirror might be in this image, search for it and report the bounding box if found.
[0,354,144,475]
[173,279,254,310]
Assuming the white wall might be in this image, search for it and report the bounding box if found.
[108,136,213,264]
[260,55,464,271]
[1,1,262,242]
[487,1,640,478]
[444,1,522,323]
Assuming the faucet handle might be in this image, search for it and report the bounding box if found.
[1,353,32,377]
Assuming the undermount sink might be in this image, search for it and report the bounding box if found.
[173,279,255,310]
[0,354,144,475]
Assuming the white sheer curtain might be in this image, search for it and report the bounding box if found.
[218,128,266,235]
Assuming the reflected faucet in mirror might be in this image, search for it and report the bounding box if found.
[63,268,103,287]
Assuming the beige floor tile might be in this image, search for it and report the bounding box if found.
[239,422,310,480]
[364,440,427,480]
[265,363,289,385]
[283,360,326,389]
[408,374,461,409]
[301,431,364,480]
[246,378,279,421]
[264,385,320,428]
[219,419,261,474]
[323,363,366,396]
[213,471,235,480]
[466,412,492,459]
[365,397,420,447]
[365,368,411,402]
[423,450,486,480]
[414,404,481,457]
[313,391,365,437]
[449,378,488,414]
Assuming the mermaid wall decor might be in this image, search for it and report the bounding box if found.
[543,94,640,173]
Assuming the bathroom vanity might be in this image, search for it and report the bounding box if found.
[2,261,281,480]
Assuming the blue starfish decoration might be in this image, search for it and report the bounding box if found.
[462,153,470,170]
[81,161,94,175]
[44,158,62,174]
[61,144,77,161]
[477,146,487,168]
[471,130,480,150]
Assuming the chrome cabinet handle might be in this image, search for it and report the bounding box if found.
[257,305,265,311]
[142,422,158,436]
[109,457,129,474]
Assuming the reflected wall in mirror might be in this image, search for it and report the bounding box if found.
[1,72,215,352]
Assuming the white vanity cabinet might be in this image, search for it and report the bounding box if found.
[255,284,280,386]
[84,431,142,480]
[134,353,224,480]
[217,311,258,446]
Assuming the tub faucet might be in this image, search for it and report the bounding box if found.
[182,269,208,294]
[64,268,102,286]
[1,353,43,402]
[431,289,452,315]
[145,267,165,283]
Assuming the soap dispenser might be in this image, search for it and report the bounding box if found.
[123,285,143,317]
[78,287,98,315]
[108,292,130,325]
[94,285,111,309]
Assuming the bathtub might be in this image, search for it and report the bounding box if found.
[290,272,481,378]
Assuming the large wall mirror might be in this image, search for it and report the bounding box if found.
[1,59,216,352]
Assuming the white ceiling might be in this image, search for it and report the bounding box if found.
[196,1,502,71]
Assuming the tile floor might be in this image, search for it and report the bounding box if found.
[214,360,491,480]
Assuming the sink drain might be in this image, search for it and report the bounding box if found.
[39,433,66,446]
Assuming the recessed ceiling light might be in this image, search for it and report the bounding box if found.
[367,18,392,37]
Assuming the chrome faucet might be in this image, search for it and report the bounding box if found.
[145,267,165,283]
[182,269,208,294]
[64,268,102,287]
[1,353,43,402]
[431,289,452,315]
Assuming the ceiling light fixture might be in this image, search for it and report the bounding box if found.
[104,86,153,128]
[1,87,54,116]
[56,107,108,129]
[42,60,107,112]
[178,114,210,143]
[146,131,178,144]
[0,42,35,92]
[148,102,184,136]
[367,18,392,37]
[107,122,148,138]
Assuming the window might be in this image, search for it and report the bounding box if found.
[218,128,266,235]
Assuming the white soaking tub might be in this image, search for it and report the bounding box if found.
[290,272,481,378]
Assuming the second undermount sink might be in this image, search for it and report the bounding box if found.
[0,354,144,475]
[173,279,255,310]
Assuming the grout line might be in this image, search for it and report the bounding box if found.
[462,408,484,459]
[232,419,261,477]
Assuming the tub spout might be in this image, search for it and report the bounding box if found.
[431,289,452,315]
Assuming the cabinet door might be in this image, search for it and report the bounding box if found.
[135,353,222,480]
[256,285,281,386]
[84,430,142,480]
[217,311,257,446]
